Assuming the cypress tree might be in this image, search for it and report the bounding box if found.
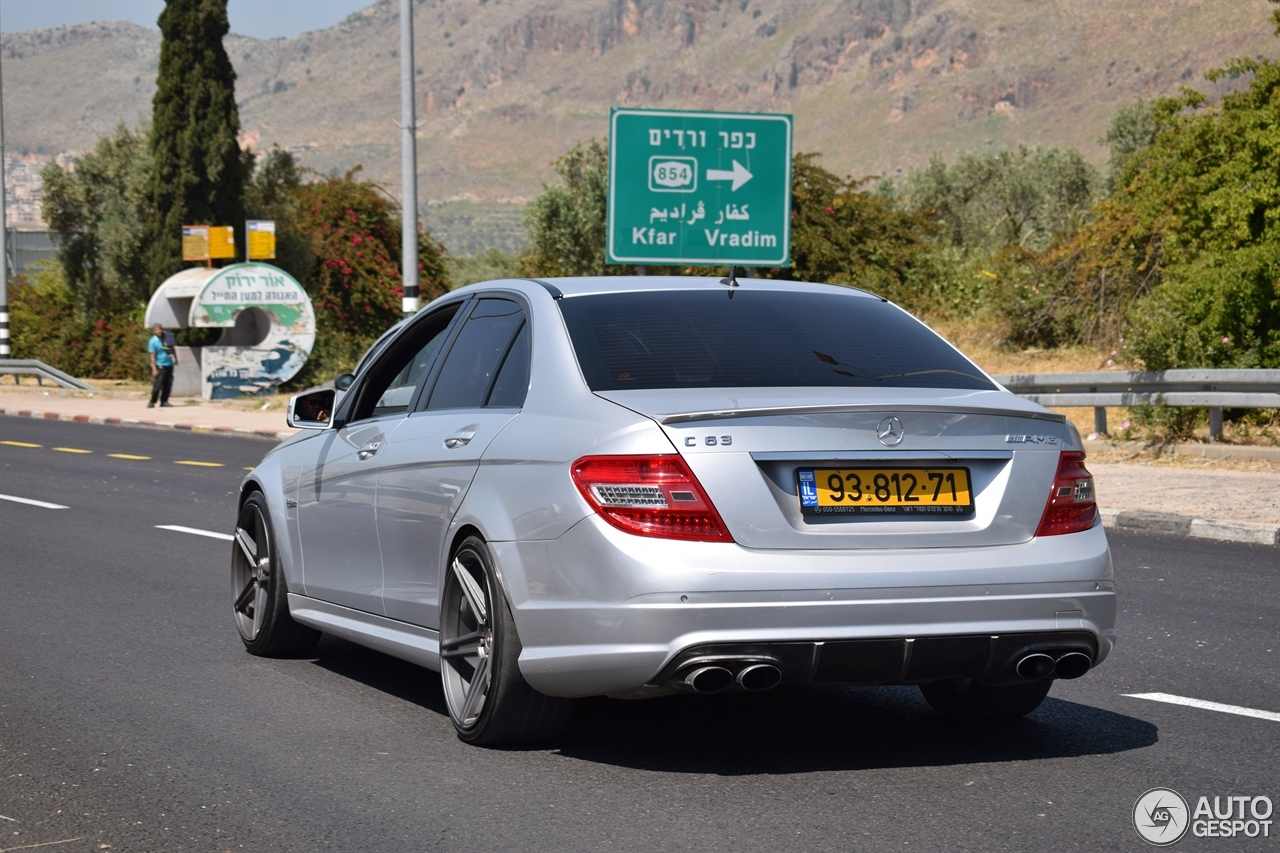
[147,0,247,284]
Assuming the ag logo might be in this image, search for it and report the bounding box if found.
[1134,788,1190,846]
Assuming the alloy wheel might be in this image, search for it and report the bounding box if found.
[232,500,271,642]
[440,547,494,731]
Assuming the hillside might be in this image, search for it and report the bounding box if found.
[4,0,1278,254]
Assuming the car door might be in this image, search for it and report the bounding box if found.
[376,296,530,628]
[296,303,465,613]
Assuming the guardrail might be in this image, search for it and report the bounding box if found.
[0,359,97,391]
[992,370,1280,442]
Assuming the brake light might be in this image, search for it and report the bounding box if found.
[571,455,733,542]
[1035,451,1098,536]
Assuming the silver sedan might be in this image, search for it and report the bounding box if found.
[232,276,1114,745]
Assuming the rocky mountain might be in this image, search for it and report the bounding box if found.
[4,0,1277,254]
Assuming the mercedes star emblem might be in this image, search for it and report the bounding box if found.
[876,416,905,446]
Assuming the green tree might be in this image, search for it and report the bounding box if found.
[521,139,635,277]
[521,143,928,293]
[1104,98,1160,192]
[40,123,153,316]
[147,0,248,285]
[288,168,450,386]
[777,154,931,304]
[8,262,149,380]
[448,247,522,288]
[246,147,312,285]
[892,146,1100,256]
[1014,52,1280,366]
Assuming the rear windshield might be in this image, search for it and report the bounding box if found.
[558,289,995,392]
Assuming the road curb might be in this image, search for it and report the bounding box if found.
[1084,438,1280,462]
[0,406,293,441]
[1099,508,1280,546]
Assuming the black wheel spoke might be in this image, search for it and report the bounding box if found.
[234,578,257,614]
[440,629,484,656]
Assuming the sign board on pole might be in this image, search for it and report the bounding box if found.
[208,226,236,260]
[608,108,792,267]
[182,225,210,261]
[247,220,276,260]
[182,225,237,261]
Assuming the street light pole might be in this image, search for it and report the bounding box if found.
[400,0,420,314]
[0,52,10,359]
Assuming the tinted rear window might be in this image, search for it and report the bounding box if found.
[559,290,994,391]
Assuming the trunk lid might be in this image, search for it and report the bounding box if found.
[596,387,1069,549]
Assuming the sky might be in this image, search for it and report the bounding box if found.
[0,0,378,39]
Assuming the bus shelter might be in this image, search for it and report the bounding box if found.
[144,263,315,399]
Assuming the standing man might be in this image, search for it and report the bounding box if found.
[147,323,175,408]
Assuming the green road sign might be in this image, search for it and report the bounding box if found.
[608,108,792,267]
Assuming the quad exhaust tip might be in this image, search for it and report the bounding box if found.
[682,665,735,694]
[678,662,783,694]
[737,663,783,692]
[1014,651,1093,680]
[1015,653,1057,679]
[1053,651,1092,679]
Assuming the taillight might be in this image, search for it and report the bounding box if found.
[1035,450,1098,536]
[571,455,733,542]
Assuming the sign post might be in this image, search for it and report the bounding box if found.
[182,225,236,263]
[608,108,792,268]
[246,220,276,260]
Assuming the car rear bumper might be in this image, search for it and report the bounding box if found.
[492,517,1116,698]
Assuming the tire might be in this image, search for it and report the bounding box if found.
[440,535,571,745]
[231,492,320,657]
[919,677,1053,719]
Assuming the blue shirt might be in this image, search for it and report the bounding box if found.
[149,334,174,368]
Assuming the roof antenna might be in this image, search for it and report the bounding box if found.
[720,266,739,288]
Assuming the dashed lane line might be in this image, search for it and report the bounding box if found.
[0,493,69,510]
[4,441,226,466]
[1125,692,1280,723]
[156,525,234,541]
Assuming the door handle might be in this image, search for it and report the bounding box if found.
[357,440,381,459]
[444,430,476,449]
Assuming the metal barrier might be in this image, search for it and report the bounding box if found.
[992,370,1280,441]
[0,359,97,391]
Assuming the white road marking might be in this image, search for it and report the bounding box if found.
[0,493,69,509]
[1124,692,1280,723]
[156,525,234,541]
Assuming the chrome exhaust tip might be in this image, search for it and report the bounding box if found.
[1015,653,1056,679]
[682,665,735,694]
[737,663,783,692]
[1053,651,1092,679]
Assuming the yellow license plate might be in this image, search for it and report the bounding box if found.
[797,467,973,516]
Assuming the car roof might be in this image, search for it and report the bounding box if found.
[533,276,883,300]
[443,276,883,302]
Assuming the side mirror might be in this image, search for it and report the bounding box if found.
[287,388,337,430]
[334,373,356,391]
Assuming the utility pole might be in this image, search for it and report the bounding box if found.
[1,52,9,359]
[400,0,420,314]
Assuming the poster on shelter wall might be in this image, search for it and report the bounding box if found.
[190,263,316,399]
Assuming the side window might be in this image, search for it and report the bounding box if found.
[348,305,461,422]
[485,322,529,408]
[427,299,525,410]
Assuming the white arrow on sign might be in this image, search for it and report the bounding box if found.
[706,160,753,191]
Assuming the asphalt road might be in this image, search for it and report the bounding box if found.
[2,419,1276,852]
